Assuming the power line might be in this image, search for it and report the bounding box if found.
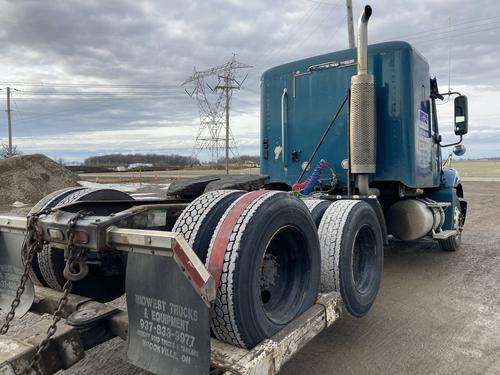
[9,89,182,95]
[407,20,500,42]
[12,93,188,101]
[41,93,179,97]
[411,23,500,45]
[0,81,182,89]
[253,0,345,71]
[398,14,500,40]
[251,1,322,69]
[11,94,29,125]
[303,0,343,5]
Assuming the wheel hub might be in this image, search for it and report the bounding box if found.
[260,254,279,291]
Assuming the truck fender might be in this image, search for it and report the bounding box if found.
[442,167,461,188]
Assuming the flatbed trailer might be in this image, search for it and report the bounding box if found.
[1,286,340,375]
[0,210,340,375]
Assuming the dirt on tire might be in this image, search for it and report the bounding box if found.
[0,154,79,205]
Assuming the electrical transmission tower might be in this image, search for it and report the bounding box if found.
[183,55,251,172]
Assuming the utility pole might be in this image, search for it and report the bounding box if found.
[216,74,240,175]
[224,76,230,175]
[6,87,12,157]
[346,0,355,49]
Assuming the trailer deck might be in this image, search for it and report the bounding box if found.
[0,213,340,375]
[1,287,340,374]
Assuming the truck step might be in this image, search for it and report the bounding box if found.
[433,230,458,240]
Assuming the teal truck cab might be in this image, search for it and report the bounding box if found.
[260,6,468,252]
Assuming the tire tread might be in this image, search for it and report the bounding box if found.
[172,190,242,250]
[206,191,281,348]
[317,200,360,292]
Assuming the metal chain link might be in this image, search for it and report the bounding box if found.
[0,209,50,335]
[27,210,88,374]
[27,269,73,374]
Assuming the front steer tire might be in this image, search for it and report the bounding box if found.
[438,194,464,251]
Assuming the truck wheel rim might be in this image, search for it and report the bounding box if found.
[351,224,377,295]
[259,225,310,325]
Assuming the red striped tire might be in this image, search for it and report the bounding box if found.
[206,191,321,348]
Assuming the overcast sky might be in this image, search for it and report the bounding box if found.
[0,0,498,162]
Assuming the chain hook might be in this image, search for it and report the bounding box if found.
[63,258,89,281]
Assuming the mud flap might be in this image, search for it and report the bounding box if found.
[125,252,210,375]
[0,231,34,317]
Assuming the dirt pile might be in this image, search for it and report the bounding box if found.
[0,154,80,205]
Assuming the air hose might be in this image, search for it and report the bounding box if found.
[292,159,328,194]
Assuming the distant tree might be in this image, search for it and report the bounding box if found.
[0,144,22,159]
[83,153,200,167]
[218,155,260,165]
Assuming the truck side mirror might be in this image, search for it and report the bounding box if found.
[453,144,466,156]
[454,95,468,135]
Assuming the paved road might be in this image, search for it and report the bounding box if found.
[2,181,499,374]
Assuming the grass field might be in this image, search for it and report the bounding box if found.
[78,160,500,184]
[450,159,500,177]
[79,167,260,183]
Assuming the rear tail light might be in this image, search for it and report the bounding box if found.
[73,230,89,244]
[35,226,44,237]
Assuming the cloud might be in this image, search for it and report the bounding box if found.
[0,0,498,161]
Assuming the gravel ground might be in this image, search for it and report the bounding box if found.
[282,181,500,375]
[1,181,499,374]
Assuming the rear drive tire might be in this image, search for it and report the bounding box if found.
[302,199,333,227]
[30,186,85,214]
[172,190,245,262]
[207,191,321,348]
[318,200,383,318]
[37,188,134,302]
[24,186,85,286]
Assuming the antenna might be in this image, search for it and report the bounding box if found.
[447,16,452,91]
[346,0,355,48]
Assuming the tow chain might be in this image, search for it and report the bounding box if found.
[0,206,89,373]
[0,208,51,335]
[27,210,89,374]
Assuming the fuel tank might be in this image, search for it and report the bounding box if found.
[386,198,444,241]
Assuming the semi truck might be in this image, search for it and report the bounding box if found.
[0,5,468,374]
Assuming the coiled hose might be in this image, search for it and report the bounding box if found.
[292,159,328,195]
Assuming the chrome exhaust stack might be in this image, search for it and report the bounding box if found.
[356,5,372,75]
[350,5,376,195]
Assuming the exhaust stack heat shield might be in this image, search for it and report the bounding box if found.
[349,73,376,174]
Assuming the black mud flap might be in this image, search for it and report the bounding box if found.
[0,231,34,316]
[126,252,210,375]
